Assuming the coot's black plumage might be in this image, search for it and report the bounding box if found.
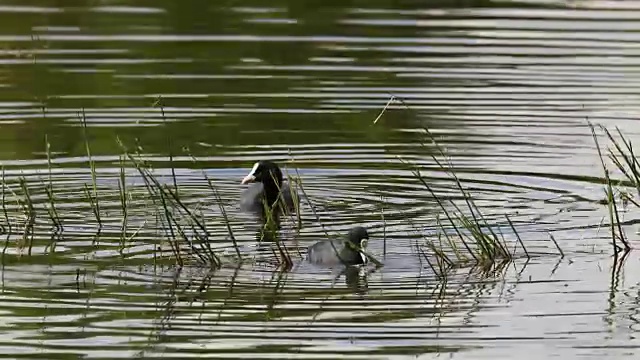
[239,160,298,215]
[307,226,370,266]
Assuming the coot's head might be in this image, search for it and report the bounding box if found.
[347,226,370,251]
[241,160,284,187]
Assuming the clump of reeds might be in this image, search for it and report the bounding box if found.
[116,138,223,267]
[403,149,535,275]
[373,96,562,274]
[0,125,302,268]
[418,129,568,268]
[0,124,215,264]
[181,146,244,264]
[588,121,634,253]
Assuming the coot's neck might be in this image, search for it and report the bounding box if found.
[262,171,283,208]
[348,238,366,264]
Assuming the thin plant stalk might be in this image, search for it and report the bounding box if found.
[18,177,35,256]
[163,185,218,264]
[118,155,128,251]
[207,179,242,260]
[601,126,640,194]
[166,206,208,264]
[82,184,101,232]
[286,151,304,230]
[437,214,464,262]
[548,233,564,258]
[380,195,386,258]
[292,166,331,239]
[156,186,186,266]
[44,136,62,233]
[372,96,395,125]
[415,240,440,279]
[1,167,10,257]
[398,156,478,262]
[183,151,240,261]
[157,99,179,197]
[116,137,182,264]
[422,127,511,260]
[505,214,529,259]
[80,109,102,229]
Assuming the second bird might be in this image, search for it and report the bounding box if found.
[307,226,370,267]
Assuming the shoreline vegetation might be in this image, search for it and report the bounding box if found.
[0,99,635,276]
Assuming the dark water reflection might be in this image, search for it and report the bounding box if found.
[1,256,639,358]
[0,0,639,358]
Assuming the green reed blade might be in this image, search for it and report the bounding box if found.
[118,155,128,249]
[80,110,101,229]
[548,233,564,258]
[505,214,529,259]
[18,177,35,256]
[44,135,61,231]
[1,167,9,236]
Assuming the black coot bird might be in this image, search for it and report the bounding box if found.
[239,160,298,216]
[307,226,370,266]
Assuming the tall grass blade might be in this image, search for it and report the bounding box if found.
[1,167,10,236]
[44,135,61,232]
[1,167,9,258]
[18,177,35,256]
[118,155,128,251]
[505,214,529,259]
[80,109,101,229]
[548,233,564,258]
[156,98,179,197]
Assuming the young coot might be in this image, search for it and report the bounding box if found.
[307,226,370,266]
[239,160,298,215]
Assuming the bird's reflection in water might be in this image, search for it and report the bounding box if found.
[342,265,369,295]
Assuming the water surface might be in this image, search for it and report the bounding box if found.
[0,0,639,358]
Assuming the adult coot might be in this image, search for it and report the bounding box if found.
[307,226,370,266]
[239,160,298,215]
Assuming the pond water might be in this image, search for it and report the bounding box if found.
[0,0,640,358]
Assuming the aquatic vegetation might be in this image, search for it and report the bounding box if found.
[0,126,554,270]
[373,96,563,274]
[400,135,534,274]
[589,121,636,253]
[22,103,640,272]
